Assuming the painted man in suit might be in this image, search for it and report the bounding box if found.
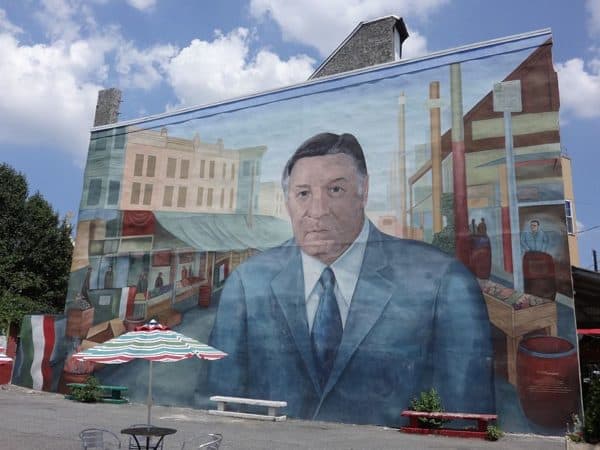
[208,132,495,425]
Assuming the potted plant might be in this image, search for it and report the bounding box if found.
[566,414,587,449]
[58,352,95,394]
[486,424,504,441]
[409,388,448,428]
[70,376,102,403]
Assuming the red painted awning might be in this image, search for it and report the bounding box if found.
[577,329,600,335]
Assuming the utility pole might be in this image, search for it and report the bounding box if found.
[593,249,598,272]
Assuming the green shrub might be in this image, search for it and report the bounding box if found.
[486,424,504,441]
[566,413,584,443]
[409,388,448,428]
[71,376,102,403]
[584,374,600,443]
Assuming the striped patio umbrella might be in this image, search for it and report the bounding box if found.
[73,320,226,424]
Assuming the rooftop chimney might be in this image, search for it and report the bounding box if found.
[310,16,409,80]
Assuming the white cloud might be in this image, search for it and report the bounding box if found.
[126,0,157,12]
[34,0,97,43]
[116,42,178,90]
[0,0,441,166]
[556,57,600,119]
[0,3,122,164]
[249,0,447,56]
[0,33,103,163]
[401,28,428,59]
[0,6,316,160]
[587,0,600,37]
[166,28,315,107]
[0,8,23,35]
[556,0,600,120]
[0,2,181,165]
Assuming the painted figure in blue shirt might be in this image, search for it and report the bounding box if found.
[521,219,550,253]
[207,132,495,426]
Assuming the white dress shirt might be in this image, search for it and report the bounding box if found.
[301,219,370,332]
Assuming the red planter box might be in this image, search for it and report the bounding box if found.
[0,361,13,384]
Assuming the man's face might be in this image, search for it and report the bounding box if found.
[285,153,368,265]
[530,222,539,233]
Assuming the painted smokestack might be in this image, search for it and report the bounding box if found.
[397,92,408,236]
[429,81,442,234]
[450,64,470,266]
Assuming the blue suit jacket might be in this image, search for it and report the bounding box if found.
[208,224,495,425]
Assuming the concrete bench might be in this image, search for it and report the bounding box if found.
[209,395,287,421]
[400,410,498,439]
[66,383,128,404]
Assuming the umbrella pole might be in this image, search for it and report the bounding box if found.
[147,360,153,425]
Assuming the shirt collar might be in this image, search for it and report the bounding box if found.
[301,218,370,304]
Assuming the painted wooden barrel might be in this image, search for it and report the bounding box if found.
[523,251,556,299]
[469,235,491,279]
[198,284,212,307]
[516,336,579,429]
[124,317,145,332]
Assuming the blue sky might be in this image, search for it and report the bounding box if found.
[0,0,599,269]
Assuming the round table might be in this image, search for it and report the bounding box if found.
[121,425,177,450]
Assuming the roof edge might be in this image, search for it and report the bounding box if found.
[91,27,552,133]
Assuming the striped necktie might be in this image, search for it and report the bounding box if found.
[311,267,343,389]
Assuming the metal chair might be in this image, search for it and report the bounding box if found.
[79,428,121,449]
[180,433,222,449]
[126,424,164,450]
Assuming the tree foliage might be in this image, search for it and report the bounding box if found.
[409,388,448,428]
[432,193,456,255]
[584,373,600,443]
[0,163,73,334]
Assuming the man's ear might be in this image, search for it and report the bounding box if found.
[284,194,291,217]
[361,175,369,208]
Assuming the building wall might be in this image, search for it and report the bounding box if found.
[258,181,287,219]
[121,129,247,213]
[16,29,582,436]
[561,156,580,265]
[311,17,405,78]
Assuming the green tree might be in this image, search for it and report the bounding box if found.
[432,193,456,255]
[0,163,73,335]
[584,373,600,443]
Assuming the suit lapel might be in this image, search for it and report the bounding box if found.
[270,245,322,395]
[319,226,394,404]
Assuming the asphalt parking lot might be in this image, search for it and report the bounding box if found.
[0,384,567,450]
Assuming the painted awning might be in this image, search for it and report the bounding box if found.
[154,212,292,252]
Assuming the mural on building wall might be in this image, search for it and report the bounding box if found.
[12,29,582,434]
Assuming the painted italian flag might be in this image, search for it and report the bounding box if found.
[14,315,65,391]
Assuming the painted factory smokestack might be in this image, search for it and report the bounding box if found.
[450,63,470,266]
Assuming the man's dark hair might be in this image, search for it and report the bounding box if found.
[530,219,540,226]
[281,132,368,195]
